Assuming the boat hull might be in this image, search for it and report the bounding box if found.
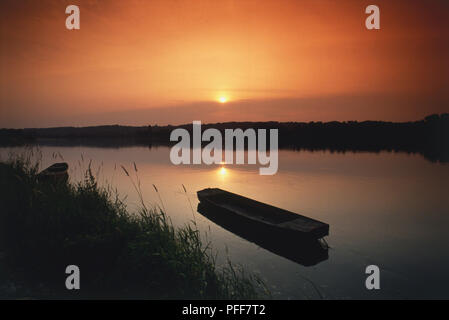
[197,202,328,266]
[38,162,69,183]
[197,188,329,240]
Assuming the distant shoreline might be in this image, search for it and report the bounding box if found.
[1,113,448,163]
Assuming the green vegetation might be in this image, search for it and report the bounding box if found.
[0,154,265,299]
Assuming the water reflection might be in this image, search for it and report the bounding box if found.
[1,145,449,298]
[218,166,228,177]
[197,202,328,266]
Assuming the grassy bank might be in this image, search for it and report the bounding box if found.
[0,155,265,299]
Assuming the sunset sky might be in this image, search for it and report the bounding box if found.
[1,0,448,128]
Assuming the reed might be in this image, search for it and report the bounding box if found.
[0,155,266,299]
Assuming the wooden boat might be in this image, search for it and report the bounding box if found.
[197,202,328,266]
[38,162,69,183]
[197,188,329,240]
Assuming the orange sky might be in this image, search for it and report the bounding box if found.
[0,0,448,128]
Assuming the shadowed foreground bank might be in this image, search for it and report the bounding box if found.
[0,156,264,299]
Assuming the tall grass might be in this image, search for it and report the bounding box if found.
[0,154,266,299]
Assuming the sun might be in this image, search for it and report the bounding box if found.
[218,96,227,103]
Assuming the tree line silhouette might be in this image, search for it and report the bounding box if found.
[1,114,448,162]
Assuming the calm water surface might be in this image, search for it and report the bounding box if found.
[2,145,449,299]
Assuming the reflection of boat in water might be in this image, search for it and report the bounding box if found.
[197,188,329,266]
[38,162,69,183]
[197,203,328,266]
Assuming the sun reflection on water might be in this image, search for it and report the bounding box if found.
[219,166,227,176]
